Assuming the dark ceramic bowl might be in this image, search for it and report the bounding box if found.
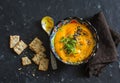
[50,17,99,65]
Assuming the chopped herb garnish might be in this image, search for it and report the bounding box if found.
[60,36,77,55]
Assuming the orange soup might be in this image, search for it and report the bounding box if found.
[54,21,96,63]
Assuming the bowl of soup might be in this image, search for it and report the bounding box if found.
[50,17,99,65]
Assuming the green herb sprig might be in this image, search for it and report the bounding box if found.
[60,36,77,55]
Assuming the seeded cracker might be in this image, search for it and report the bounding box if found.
[10,35,20,48]
[22,56,32,66]
[29,37,45,53]
[38,58,49,71]
[13,40,27,55]
[32,52,46,65]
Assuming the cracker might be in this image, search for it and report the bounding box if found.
[29,37,45,53]
[32,52,46,65]
[13,40,27,55]
[10,35,20,48]
[22,56,32,66]
[38,58,49,71]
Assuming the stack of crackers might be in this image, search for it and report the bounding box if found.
[29,37,49,71]
[10,35,27,55]
[10,35,49,71]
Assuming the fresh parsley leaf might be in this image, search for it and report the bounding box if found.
[60,36,77,55]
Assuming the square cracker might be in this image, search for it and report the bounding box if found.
[22,56,32,66]
[10,35,20,48]
[32,52,46,65]
[13,40,27,55]
[38,58,49,71]
[29,37,45,53]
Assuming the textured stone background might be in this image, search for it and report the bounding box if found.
[0,0,120,83]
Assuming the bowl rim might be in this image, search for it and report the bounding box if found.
[50,17,99,65]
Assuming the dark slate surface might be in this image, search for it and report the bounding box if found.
[0,0,120,83]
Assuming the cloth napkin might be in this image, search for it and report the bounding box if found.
[86,12,120,77]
